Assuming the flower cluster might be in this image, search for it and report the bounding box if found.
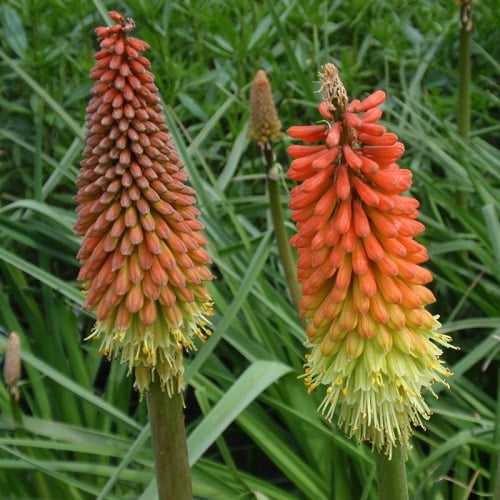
[75,12,213,395]
[287,64,454,455]
[249,70,283,147]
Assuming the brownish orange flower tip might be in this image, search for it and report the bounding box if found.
[75,11,214,395]
[287,63,455,457]
[249,70,283,147]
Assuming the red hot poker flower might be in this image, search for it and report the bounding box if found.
[287,64,455,456]
[75,12,213,395]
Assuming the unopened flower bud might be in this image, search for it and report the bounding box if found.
[3,332,21,401]
[249,70,283,147]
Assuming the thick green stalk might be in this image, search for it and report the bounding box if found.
[263,142,302,312]
[494,447,500,500]
[374,446,409,500]
[146,381,192,500]
[492,369,500,500]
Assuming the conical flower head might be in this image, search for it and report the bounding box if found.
[287,63,455,456]
[249,70,283,147]
[75,11,213,395]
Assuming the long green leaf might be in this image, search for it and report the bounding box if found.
[188,359,292,465]
[0,247,82,305]
[0,48,83,139]
[0,336,140,431]
[185,229,273,380]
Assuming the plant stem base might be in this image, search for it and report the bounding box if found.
[147,380,192,500]
[375,446,409,500]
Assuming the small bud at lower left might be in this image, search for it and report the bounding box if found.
[3,332,21,401]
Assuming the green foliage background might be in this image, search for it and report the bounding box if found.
[0,0,498,498]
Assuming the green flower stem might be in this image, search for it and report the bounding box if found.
[374,446,409,500]
[457,0,473,211]
[457,0,472,141]
[10,394,23,428]
[147,381,192,500]
[263,142,302,313]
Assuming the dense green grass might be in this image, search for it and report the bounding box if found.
[0,0,499,498]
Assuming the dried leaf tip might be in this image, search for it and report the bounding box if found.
[318,63,348,115]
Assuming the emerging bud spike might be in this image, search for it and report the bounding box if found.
[3,332,21,402]
[249,70,283,147]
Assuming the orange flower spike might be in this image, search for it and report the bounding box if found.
[287,63,456,456]
[75,12,213,396]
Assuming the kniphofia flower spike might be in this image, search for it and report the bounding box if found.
[287,64,455,456]
[249,69,283,147]
[75,12,213,395]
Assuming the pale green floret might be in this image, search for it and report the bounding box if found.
[305,316,455,458]
[86,300,213,395]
